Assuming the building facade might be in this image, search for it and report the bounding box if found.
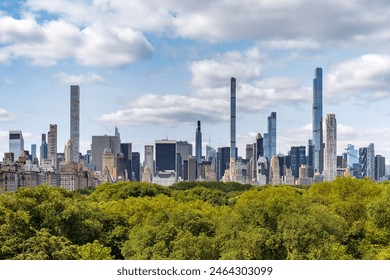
[313,67,324,173]
[70,85,80,162]
[324,114,337,181]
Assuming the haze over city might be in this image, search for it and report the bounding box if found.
[1,0,390,163]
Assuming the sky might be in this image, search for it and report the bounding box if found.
[1,0,390,163]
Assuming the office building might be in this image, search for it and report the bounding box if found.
[9,131,24,160]
[31,144,37,160]
[121,143,132,181]
[40,133,48,165]
[155,140,176,172]
[91,135,120,171]
[324,114,337,181]
[375,155,386,181]
[290,146,306,179]
[313,67,324,173]
[70,85,80,162]
[263,133,269,161]
[132,152,141,181]
[176,140,192,178]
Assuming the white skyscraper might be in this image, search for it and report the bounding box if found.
[324,114,337,181]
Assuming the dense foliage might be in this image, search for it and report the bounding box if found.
[1,178,390,260]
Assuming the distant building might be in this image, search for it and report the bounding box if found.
[121,143,132,181]
[9,131,24,160]
[155,140,176,173]
[70,85,80,162]
[313,67,324,173]
[290,146,306,179]
[324,114,337,181]
[270,156,280,185]
[268,112,277,160]
[132,152,140,181]
[91,135,120,171]
[144,145,154,172]
[375,155,386,181]
[48,124,57,169]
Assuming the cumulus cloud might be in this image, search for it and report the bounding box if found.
[326,54,390,102]
[55,72,104,84]
[98,45,311,127]
[0,11,153,67]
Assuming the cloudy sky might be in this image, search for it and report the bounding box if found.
[1,0,390,162]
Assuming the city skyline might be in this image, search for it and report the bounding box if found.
[1,1,390,163]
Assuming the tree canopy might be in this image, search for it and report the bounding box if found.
[0,177,390,260]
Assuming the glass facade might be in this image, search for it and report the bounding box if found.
[313,67,323,173]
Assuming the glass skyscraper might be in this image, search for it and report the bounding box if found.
[268,112,277,159]
[9,130,24,160]
[313,67,324,173]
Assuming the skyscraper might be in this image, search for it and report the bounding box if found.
[290,146,306,179]
[70,85,80,162]
[48,124,57,169]
[39,133,48,165]
[132,152,141,181]
[121,143,132,181]
[31,144,37,160]
[155,140,176,172]
[91,135,120,171]
[359,143,375,179]
[195,121,202,164]
[268,112,277,159]
[230,77,236,163]
[144,145,154,172]
[324,114,337,181]
[313,67,324,173]
[9,130,24,160]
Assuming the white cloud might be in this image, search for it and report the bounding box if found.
[98,45,311,127]
[260,39,320,50]
[0,108,13,121]
[0,13,153,67]
[55,72,104,84]
[326,54,390,102]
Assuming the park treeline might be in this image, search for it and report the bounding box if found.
[1,177,390,260]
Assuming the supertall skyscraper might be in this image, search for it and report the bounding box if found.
[268,112,277,159]
[313,67,324,173]
[230,77,236,163]
[195,120,202,164]
[70,85,80,162]
[324,114,337,181]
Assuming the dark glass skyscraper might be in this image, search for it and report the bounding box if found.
[268,112,277,159]
[155,140,176,172]
[313,67,324,173]
[195,120,202,164]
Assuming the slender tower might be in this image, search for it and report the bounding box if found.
[230,77,236,163]
[324,114,337,181]
[70,85,80,162]
[313,67,323,173]
[195,120,202,164]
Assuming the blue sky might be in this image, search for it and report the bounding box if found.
[1,0,390,163]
